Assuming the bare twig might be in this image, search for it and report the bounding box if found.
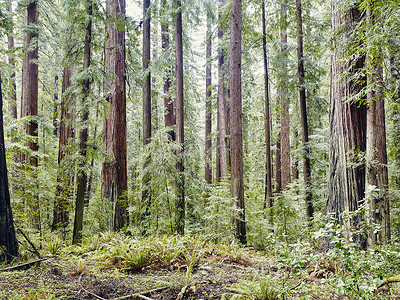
[15,226,41,258]
[290,278,305,290]
[114,286,170,300]
[377,275,400,289]
[78,273,108,300]
[0,257,48,272]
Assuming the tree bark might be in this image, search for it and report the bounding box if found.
[73,0,92,244]
[280,3,291,190]
[141,0,151,233]
[175,0,185,235]
[0,76,19,263]
[296,0,313,221]
[21,0,40,229]
[262,0,273,217]
[7,1,17,120]
[365,2,389,246]
[217,0,228,181]
[102,0,128,231]
[205,10,212,185]
[327,2,366,247]
[230,0,246,245]
[52,64,75,231]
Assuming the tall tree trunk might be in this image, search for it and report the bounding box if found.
[296,0,313,221]
[175,0,185,235]
[262,0,273,217]
[102,0,128,231]
[52,64,75,232]
[327,3,366,247]
[141,0,151,233]
[205,10,212,185]
[73,0,92,244]
[0,76,19,263]
[7,1,17,120]
[280,3,291,190]
[217,0,228,181]
[365,2,389,246]
[230,0,246,245]
[161,0,175,141]
[21,0,39,229]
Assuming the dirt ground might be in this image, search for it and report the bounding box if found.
[0,252,399,299]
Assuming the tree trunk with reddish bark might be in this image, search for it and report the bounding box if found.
[327,2,367,247]
[230,0,246,245]
[205,9,212,185]
[102,0,128,231]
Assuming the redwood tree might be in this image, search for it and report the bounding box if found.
[142,0,151,230]
[72,0,92,244]
[205,7,212,184]
[102,0,128,231]
[280,3,291,190]
[21,0,39,228]
[365,1,389,246]
[262,0,272,215]
[216,0,228,182]
[0,76,18,263]
[296,0,313,221]
[327,3,366,247]
[175,0,185,235]
[230,0,246,245]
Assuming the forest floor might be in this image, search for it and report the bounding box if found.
[0,234,399,299]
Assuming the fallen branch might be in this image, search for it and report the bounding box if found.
[114,286,170,300]
[290,279,306,290]
[377,275,400,289]
[78,273,108,300]
[15,226,41,259]
[0,257,48,272]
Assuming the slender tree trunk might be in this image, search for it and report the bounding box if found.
[365,3,389,246]
[280,3,291,190]
[327,3,366,247]
[0,76,18,263]
[102,0,128,231]
[162,0,175,141]
[217,0,228,181]
[53,75,59,136]
[52,64,75,232]
[205,11,212,184]
[262,0,273,216]
[21,0,39,229]
[296,0,313,221]
[73,0,92,244]
[175,0,185,235]
[141,0,151,233]
[230,0,246,245]
[7,1,17,120]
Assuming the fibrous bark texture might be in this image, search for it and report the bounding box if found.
[52,64,75,231]
[73,0,93,244]
[327,2,366,246]
[102,0,128,231]
[21,0,39,229]
[296,0,313,221]
[205,12,212,184]
[365,2,389,246]
[230,0,246,245]
[262,0,272,215]
[141,0,152,232]
[7,1,17,119]
[280,3,291,190]
[175,0,185,235]
[0,76,19,263]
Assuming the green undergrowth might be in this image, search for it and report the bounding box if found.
[2,232,400,299]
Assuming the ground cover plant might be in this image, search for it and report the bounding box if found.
[1,232,400,299]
